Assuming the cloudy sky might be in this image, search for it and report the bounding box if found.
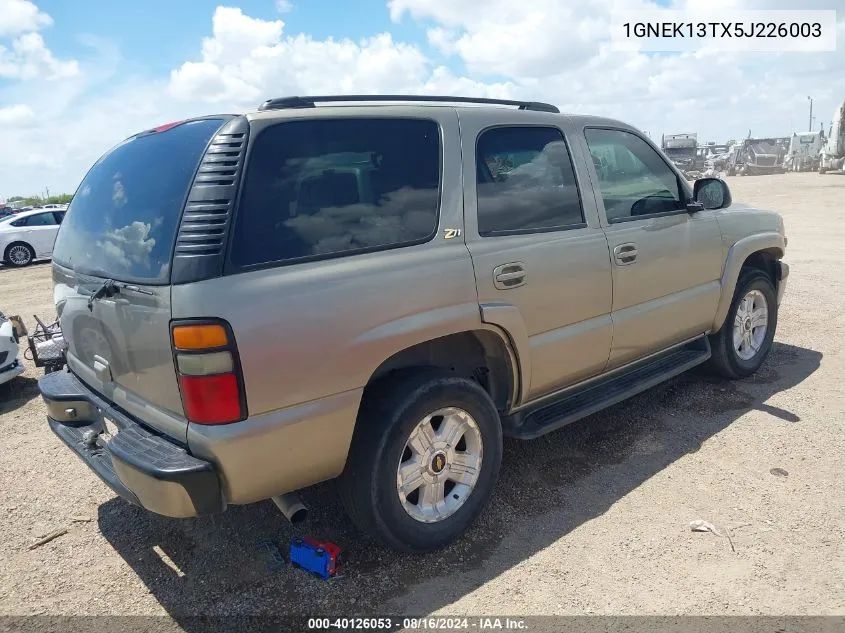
[0,0,842,197]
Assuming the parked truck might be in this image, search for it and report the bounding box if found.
[661,133,700,172]
[727,137,787,176]
[784,130,825,172]
[819,102,845,174]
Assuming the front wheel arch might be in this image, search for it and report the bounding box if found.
[711,238,785,333]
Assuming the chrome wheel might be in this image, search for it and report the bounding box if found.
[8,244,32,266]
[733,289,769,361]
[397,407,483,524]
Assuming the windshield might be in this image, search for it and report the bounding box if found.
[52,118,225,283]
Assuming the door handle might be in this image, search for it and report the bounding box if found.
[493,262,526,289]
[613,243,638,266]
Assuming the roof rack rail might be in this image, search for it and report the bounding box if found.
[257,95,560,114]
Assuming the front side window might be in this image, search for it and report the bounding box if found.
[584,128,685,222]
[476,126,584,236]
[231,118,441,267]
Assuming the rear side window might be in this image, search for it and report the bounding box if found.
[476,126,584,236]
[52,118,225,283]
[22,212,58,226]
[231,118,441,267]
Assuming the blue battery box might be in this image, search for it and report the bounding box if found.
[289,538,342,579]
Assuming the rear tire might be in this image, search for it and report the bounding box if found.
[339,368,502,553]
[3,242,35,267]
[707,269,777,379]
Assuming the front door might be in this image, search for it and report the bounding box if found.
[581,127,724,368]
[460,116,614,402]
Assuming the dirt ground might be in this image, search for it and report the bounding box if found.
[0,173,843,622]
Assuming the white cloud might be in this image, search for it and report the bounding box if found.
[0,103,34,124]
[275,0,293,12]
[0,0,52,37]
[0,32,80,79]
[96,221,156,269]
[389,0,844,140]
[2,0,844,198]
[169,7,433,105]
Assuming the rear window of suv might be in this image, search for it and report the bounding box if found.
[231,118,441,268]
[52,118,225,283]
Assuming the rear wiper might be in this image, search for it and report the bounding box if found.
[87,279,120,311]
[119,284,154,296]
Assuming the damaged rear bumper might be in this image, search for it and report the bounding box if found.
[39,370,225,518]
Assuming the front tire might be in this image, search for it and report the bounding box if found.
[708,269,778,379]
[4,242,35,267]
[339,368,503,553]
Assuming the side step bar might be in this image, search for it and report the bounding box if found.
[503,337,711,440]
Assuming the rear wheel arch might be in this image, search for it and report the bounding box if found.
[3,241,35,266]
[365,329,518,414]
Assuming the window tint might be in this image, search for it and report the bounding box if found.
[584,128,684,222]
[232,118,440,267]
[25,212,58,226]
[476,127,584,236]
[53,211,66,224]
[476,126,584,236]
[52,118,225,282]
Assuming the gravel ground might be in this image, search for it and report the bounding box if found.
[0,173,843,623]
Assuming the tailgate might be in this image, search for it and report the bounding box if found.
[50,117,230,443]
[55,265,187,441]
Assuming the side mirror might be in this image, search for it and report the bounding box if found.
[693,177,732,210]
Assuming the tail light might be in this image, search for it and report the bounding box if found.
[171,320,247,425]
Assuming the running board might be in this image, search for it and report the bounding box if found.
[503,337,711,440]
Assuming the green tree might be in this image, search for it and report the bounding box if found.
[4,193,73,207]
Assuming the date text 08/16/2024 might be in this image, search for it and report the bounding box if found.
[307,617,528,630]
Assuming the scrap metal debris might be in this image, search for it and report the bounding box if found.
[258,539,287,572]
[28,528,68,550]
[690,519,738,553]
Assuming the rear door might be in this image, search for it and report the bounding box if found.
[460,112,613,402]
[20,212,59,257]
[52,118,228,442]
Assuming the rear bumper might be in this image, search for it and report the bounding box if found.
[0,359,25,386]
[39,370,224,518]
[776,261,789,305]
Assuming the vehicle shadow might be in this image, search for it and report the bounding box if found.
[0,374,40,414]
[0,259,51,272]
[97,341,821,625]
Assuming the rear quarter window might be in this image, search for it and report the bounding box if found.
[53,118,225,283]
[230,118,441,268]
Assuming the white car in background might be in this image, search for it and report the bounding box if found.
[0,313,24,386]
[0,208,66,268]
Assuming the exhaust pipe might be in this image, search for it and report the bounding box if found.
[272,492,308,524]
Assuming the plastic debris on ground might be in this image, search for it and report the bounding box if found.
[289,537,342,579]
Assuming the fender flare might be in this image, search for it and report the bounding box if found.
[711,232,785,332]
[478,302,531,406]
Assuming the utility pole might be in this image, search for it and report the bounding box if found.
[808,96,814,132]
